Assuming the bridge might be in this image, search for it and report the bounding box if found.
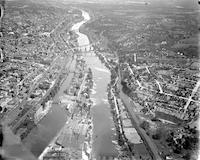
[75,45,95,57]
[97,155,118,160]
[63,39,100,55]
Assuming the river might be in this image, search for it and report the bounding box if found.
[72,10,118,159]
[22,10,118,159]
[23,60,76,157]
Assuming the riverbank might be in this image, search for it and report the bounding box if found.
[38,57,94,160]
[79,10,151,160]
[22,61,76,157]
[95,51,153,160]
[77,10,119,159]
[39,9,120,160]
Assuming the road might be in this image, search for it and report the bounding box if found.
[182,79,200,117]
[50,18,67,35]
[125,63,200,104]
[11,56,74,132]
[155,80,163,93]
[38,64,88,160]
[96,51,162,160]
[119,89,163,160]
[3,56,61,126]
[112,65,162,160]
[3,15,75,124]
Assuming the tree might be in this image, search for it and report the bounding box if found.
[152,133,161,140]
[182,152,190,160]
[140,121,149,130]
[152,129,162,140]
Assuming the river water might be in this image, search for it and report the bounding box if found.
[23,71,74,157]
[22,10,118,159]
[72,10,118,158]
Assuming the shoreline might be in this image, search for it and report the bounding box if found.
[38,10,94,157]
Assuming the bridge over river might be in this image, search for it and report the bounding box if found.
[18,9,119,160]
[73,10,119,159]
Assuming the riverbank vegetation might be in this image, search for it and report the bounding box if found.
[41,58,94,159]
[95,51,152,160]
[0,0,84,148]
[81,2,199,159]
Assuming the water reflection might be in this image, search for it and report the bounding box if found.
[73,10,118,158]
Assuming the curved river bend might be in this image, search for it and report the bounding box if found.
[72,10,118,159]
[22,10,118,159]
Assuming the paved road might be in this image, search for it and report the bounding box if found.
[118,71,163,160]
[125,63,200,104]
[183,79,200,116]
[155,80,163,93]
[120,90,163,160]
[11,56,74,132]
[3,56,61,126]
[38,63,88,159]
